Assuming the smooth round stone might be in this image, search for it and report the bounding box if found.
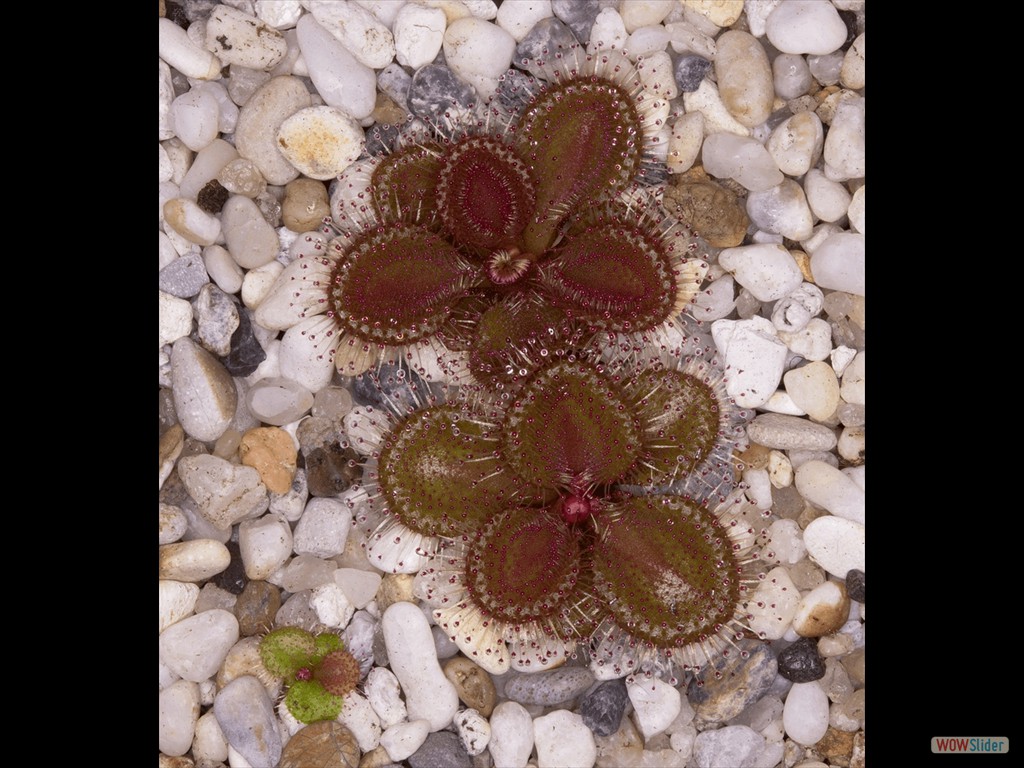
[841,33,865,89]
[773,53,812,99]
[443,657,497,717]
[295,14,378,120]
[171,338,237,442]
[840,351,864,405]
[803,516,864,579]
[702,133,783,192]
[747,413,837,451]
[382,601,460,731]
[238,514,293,580]
[220,196,280,269]
[214,675,282,767]
[205,4,287,70]
[159,609,240,682]
[627,676,681,740]
[620,0,675,31]
[768,450,795,489]
[795,460,864,523]
[169,87,220,152]
[778,636,825,683]
[804,169,851,223]
[159,502,189,544]
[164,198,221,246]
[192,710,229,765]
[495,0,553,41]
[691,274,736,322]
[159,291,193,349]
[489,701,534,768]
[767,112,823,177]
[810,232,865,296]
[245,376,314,426]
[234,76,311,185]
[684,80,751,138]
[217,158,267,199]
[159,17,223,80]
[783,362,840,422]
[393,3,446,69]
[276,106,364,181]
[765,0,847,55]
[309,1,396,69]
[793,581,850,637]
[666,20,717,59]
[177,454,269,529]
[745,565,800,640]
[714,30,773,128]
[159,580,201,633]
[847,186,865,233]
[281,178,329,235]
[692,725,765,768]
[745,181,814,241]
[444,17,516,83]
[823,96,865,181]
[783,681,830,745]
[160,539,231,582]
[710,317,789,408]
[381,719,431,762]
[667,111,704,174]
[837,426,864,464]
[159,679,201,756]
[504,667,595,707]
[366,666,408,728]
[534,710,596,768]
[587,7,628,52]
[454,709,491,756]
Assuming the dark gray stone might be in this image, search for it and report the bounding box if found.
[776,636,825,683]
[408,64,478,130]
[214,539,247,595]
[551,0,604,45]
[351,363,438,410]
[222,308,266,377]
[504,666,595,707]
[408,730,471,768]
[578,678,629,736]
[159,251,210,299]
[846,569,865,602]
[687,639,777,723]
[674,55,713,93]
[515,18,579,78]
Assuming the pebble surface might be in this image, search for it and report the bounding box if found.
[159,2,865,764]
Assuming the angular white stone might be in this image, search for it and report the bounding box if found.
[296,14,378,120]
[771,282,824,334]
[684,81,751,139]
[336,568,382,609]
[277,105,364,180]
[778,317,833,362]
[745,565,800,640]
[159,580,200,633]
[848,185,865,234]
[711,316,789,408]
[394,3,447,69]
[380,719,431,762]
[310,581,355,628]
[382,601,460,731]
[588,7,628,53]
[765,0,847,55]
[489,701,535,768]
[760,389,806,416]
[783,682,830,745]
[823,96,865,181]
[292,497,351,558]
[702,132,782,192]
[767,112,823,177]
[840,350,865,405]
[308,0,396,69]
[159,609,240,682]
[810,232,865,296]
[238,513,293,579]
[444,17,516,82]
[693,725,767,768]
[666,20,717,59]
[454,708,491,755]
[628,677,682,740]
[766,518,806,564]
[206,4,288,70]
[721,243,804,302]
[221,196,280,270]
[337,691,382,752]
[159,679,201,756]
[534,710,596,768]
[803,516,864,579]
[783,362,840,422]
[365,666,408,729]
[159,18,223,80]
[177,454,269,529]
[159,290,193,348]
[841,33,865,90]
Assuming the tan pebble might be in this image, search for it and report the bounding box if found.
[851,731,865,768]
[159,756,195,768]
[791,250,814,282]
[216,636,281,696]
[788,558,826,590]
[444,657,497,717]
[662,179,749,249]
[371,91,409,126]
[240,427,298,494]
[768,450,793,488]
[841,648,865,686]
[375,573,416,610]
[735,443,772,472]
[682,0,742,26]
[817,726,856,763]
[793,580,850,637]
[359,745,394,768]
[160,424,184,488]
[282,177,330,233]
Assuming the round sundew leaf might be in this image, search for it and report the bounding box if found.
[311,632,343,665]
[259,627,316,679]
[285,680,345,724]
[378,405,548,537]
[626,370,721,485]
[370,144,443,224]
[465,507,591,632]
[329,224,482,345]
[314,649,361,697]
[437,137,536,251]
[591,495,743,649]
[502,361,640,489]
[537,221,677,331]
[516,80,643,253]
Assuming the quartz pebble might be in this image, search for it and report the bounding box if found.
[276,106,364,181]
[394,4,447,69]
[234,76,312,185]
[382,601,459,731]
[159,502,188,544]
[778,317,833,362]
[823,96,865,181]
[214,675,283,768]
[533,710,597,768]
[714,30,773,128]
[627,676,681,740]
[744,565,800,640]
[381,719,431,762]
[765,0,848,55]
[488,701,535,768]
[803,516,865,578]
[783,363,840,423]
[793,580,850,639]
[221,196,280,269]
[309,0,396,70]
[444,17,517,83]
[795,460,864,523]
[840,351,865,405]
[746,180,815,241]
[719,244,803,302]
[159,539,231,583]
[711,317,789,408]
[159,609,240,682]
[159,17,223,80]
[159,679,201,756]
[169,87,221,153]
[279,554,335,592]
[767,112,824,178]
[295,15,378,120]
[692,725,765,768]
[702,133,782,192]
[192,711,229,766]
[366,665,407,729]
[177,454,268,530]
[848,185,865,233]
[239,514,293,580]
[783,681,830,746]
[454,708,491,755]
[588,7,628,52]
[310,581,355,627]
[245,376,314,426]
[164,198,221,246]
[159,579,200,633]
[505,666,595,707]
[205,4,287,70]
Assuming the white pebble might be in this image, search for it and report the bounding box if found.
[772,52,812,99]
[783,682,830,745]
[767,449,794,488]
[489,701,535,768]
[169,87,220,152]
[495,0,552,41]
[163,198,221,247]
[205,4,288,70]
[766,112,823,177]
[365,667,408,728]
[823,96,865,181]
[159,679,201,756]
[276,105,364,180]
[745,181,814,241]
[238,513,293,580]
[339,691,383,752]
[771,282,823,334]
[847,185,865,233]
[246,376,314,425]
[242,260,285,310]
[335,568,383,609]
[444,18,517,81]
[620,0,676,32]
[309,0,396,70]
[310,581,355,628]
[159,17,223,80]
[711,316,789,408]
[793,580,849,637]
[159,609,240,682]
[837,425,864,463]
[778,317,832,362]
[587,7,628,52]
[783,362,840,422]
[170,339,239,444]
[745,565,800,640]
[760,389,806,416]
[810,232,865,296]
[691,273,736,322]
[714,30,773,129]
[160,539,232,582]
[830,345,857,378]
[746,412,837,452]
[380,719,431,762]
[803,516,864,578]
[394,3,447,69]
[159,290,193,348]
[293,497,352,558]
[796,460,864,524]
[159,580,200,633]
[255,0,303,29]
[841,33,865,89]
[803,169,851,223]
[765,0,847,55]
[667,111,704,174]
[766,518,806,564]
[382,601,460,731]
[193,711,229,766]
[180,139,240,201]
[684,81,751,138]
[221,196,281,270]
[159,503,188,543]
[628,676,681,740]
[701,133,782,192]
[533,710,596,768]
[234,75,312,185]
[203,245,244,295]
[454,708,491,755]
[666,19,717,59]
[719,244,803,303]
[626,25,672,60]
[840,351,865,405]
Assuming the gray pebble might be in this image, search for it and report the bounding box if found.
[746,413,838,451]
[551,0,603,44]
[515,18,578,78]
[213,675,282,768]
[577,677,629,736]
[222,308,266,377]
[159,251,210,299]
[408,64,478,129]
[687,639,777,723]
[194,284,239,357]
[170,337,237,443]
[408,730,472,768]
[674,55,713,92]
[504,666,595,707]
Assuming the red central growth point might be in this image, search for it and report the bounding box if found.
[295,667,312,681]
[560,493,593,524]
